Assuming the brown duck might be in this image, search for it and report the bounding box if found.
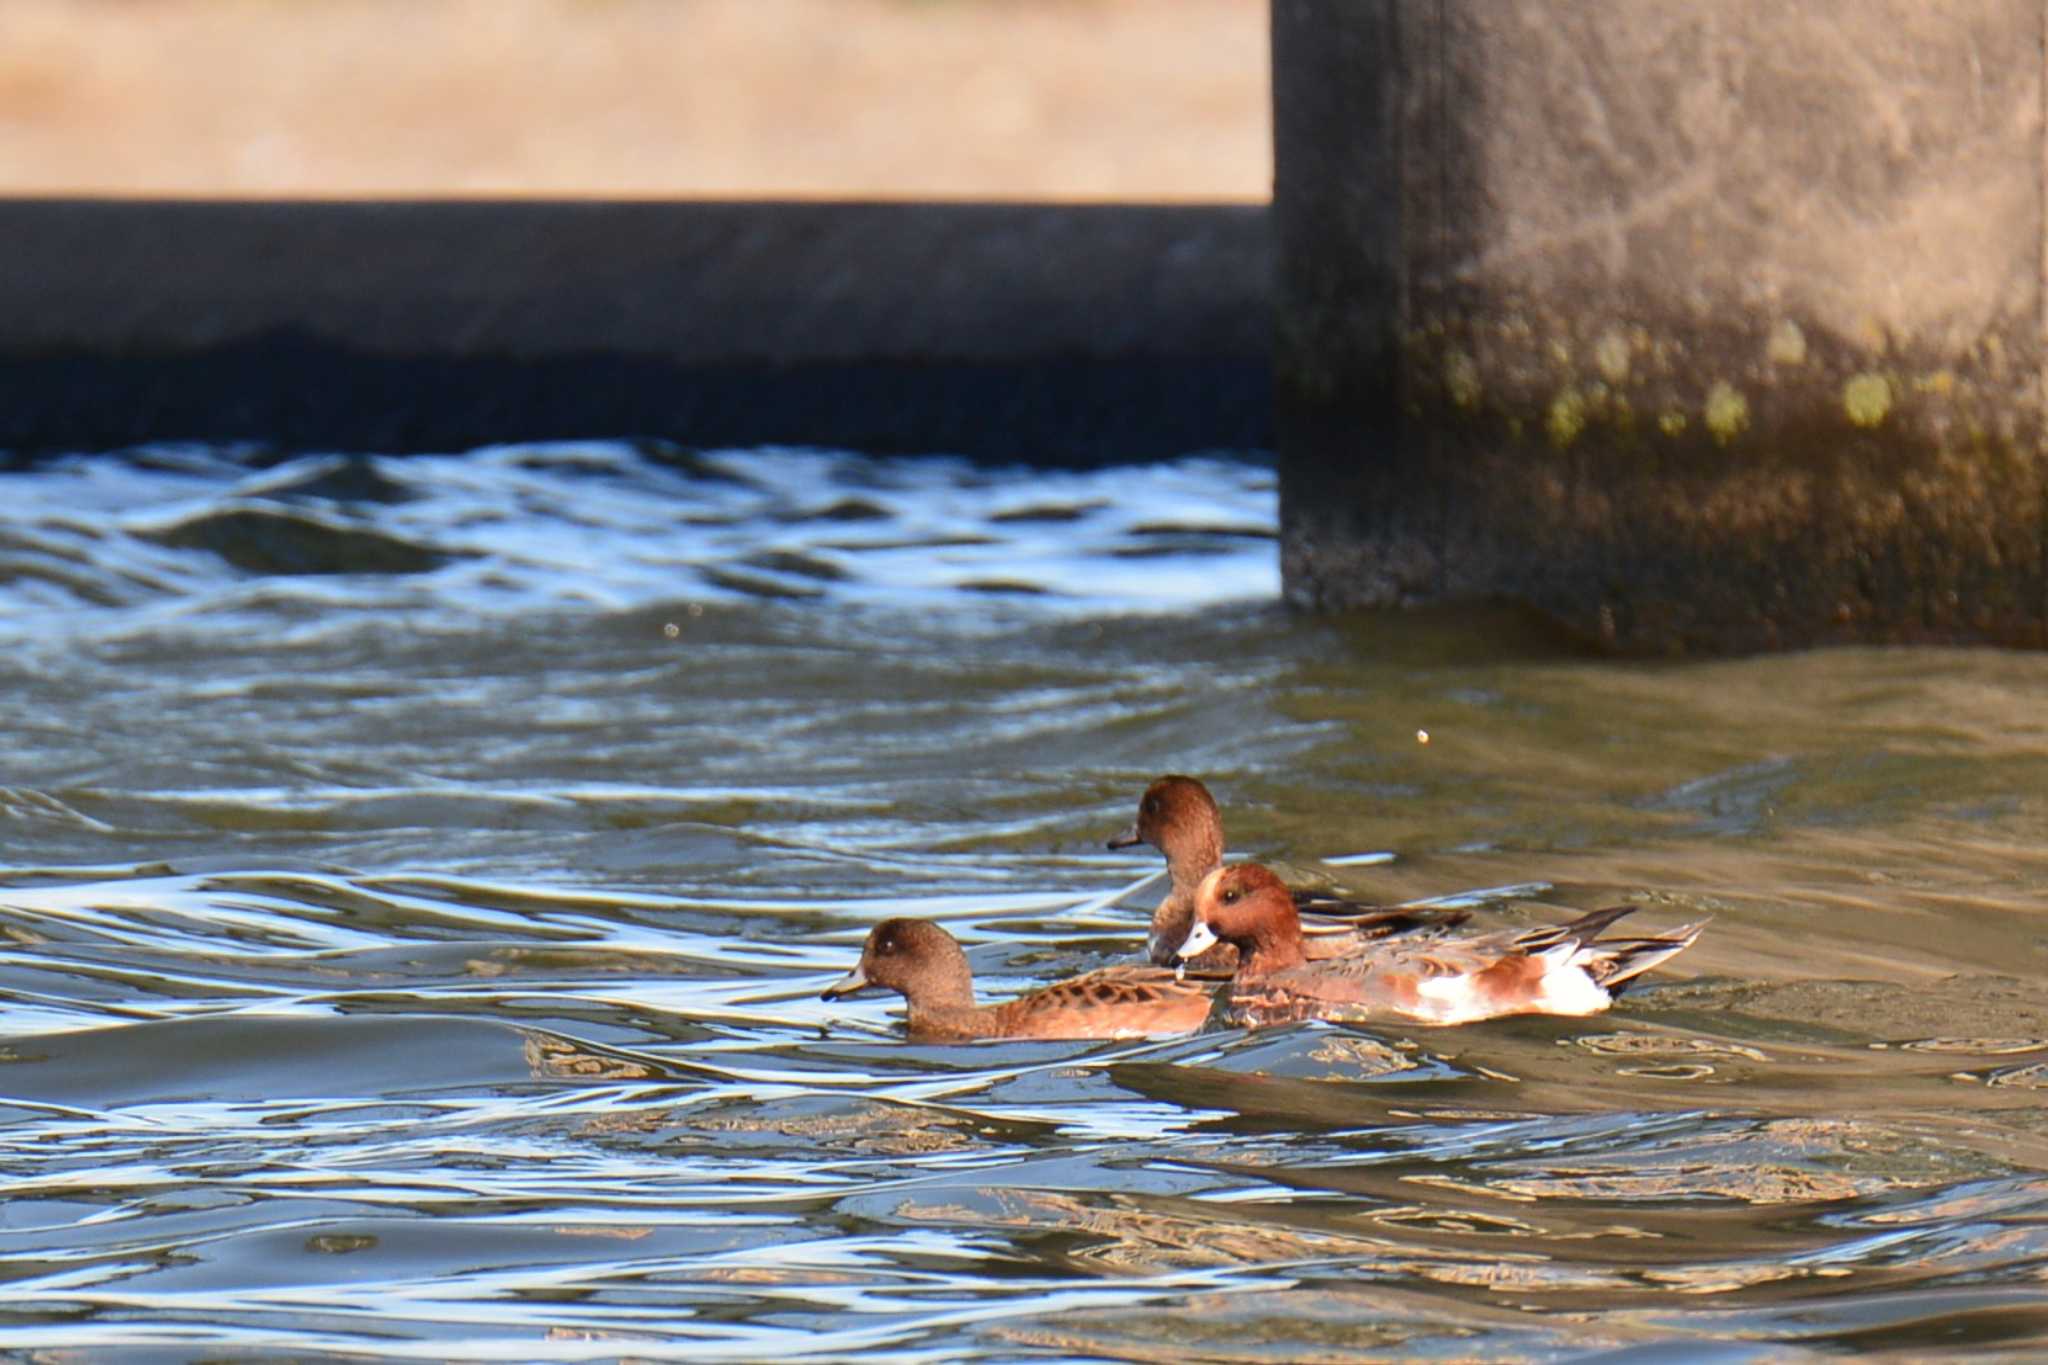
[1175,863,1706,1028]
[1107,774,1468,971]
[822,917,1214,1042]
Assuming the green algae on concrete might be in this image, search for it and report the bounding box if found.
[1703,382,1751,445]
[1843,373,1893,427]
[1546,386,1588,447]
[1593,329,1632,384]
[1444,350,1482,409]
[1767,321,1808,367]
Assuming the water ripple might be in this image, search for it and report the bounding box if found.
[0,444,1279,641]
[0,447,2044,1356]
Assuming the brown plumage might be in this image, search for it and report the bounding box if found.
[1178,864,1706,1029]
[1106,774,1468,971]
[821,917,1215,1042]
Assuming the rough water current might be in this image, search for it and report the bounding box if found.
[0,442,2043,1360]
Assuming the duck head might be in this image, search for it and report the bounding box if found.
[1106,775,1225,882]
[822,917,976,1011]
[1174,863,1306,974]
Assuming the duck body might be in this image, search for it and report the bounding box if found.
[823,917,1213,1042]
[1109,774,1468,972]
[1177,865,1705,1029]
[1148,882,1470,975]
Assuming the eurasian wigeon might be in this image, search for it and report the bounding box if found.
[1107,774,1467,971]
[822,917,1214,1042]
[1173,863,1705,1028]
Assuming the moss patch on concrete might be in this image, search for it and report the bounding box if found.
[1843,372,1893,427]
[1283,304,2047,652]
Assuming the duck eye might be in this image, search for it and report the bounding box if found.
[1142,797,1160,817]
[1221,885,1241,905]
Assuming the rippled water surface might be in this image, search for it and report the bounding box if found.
[0,442,2045,1360]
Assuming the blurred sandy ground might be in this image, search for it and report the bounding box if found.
[0,0,1268,199]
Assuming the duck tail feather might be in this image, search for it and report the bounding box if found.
[1590,919,1710,992]
[1517,904,1638,954]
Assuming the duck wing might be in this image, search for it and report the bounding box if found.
[1227,946,1450,1022]
[1297,902,1473,958]
[991,965,1216,1040]
[1237,908,1648,1026]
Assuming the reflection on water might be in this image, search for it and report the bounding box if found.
[0,443,2044,1358]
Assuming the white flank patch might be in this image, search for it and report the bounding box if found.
[1532,945,1613,1016]
[1528,967,1611,1017]
[1413,950,1611,1023]
[1413,974,1496,1025]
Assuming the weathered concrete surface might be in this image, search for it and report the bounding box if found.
[1275,0,2048,651]
[0,200,1269,463]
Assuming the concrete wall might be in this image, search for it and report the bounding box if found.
[1274,0,2048,651]
[0,200,1270,465]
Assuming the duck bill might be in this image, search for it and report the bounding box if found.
[1105,822,1144,850]
[820,964,871,1000]
[1173,918,1220,963]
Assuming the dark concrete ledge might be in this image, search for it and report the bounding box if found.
[0,199,1272,464]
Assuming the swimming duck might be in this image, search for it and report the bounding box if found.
[821,917,1214,1042]
[1173,863,1705,1028]
[1107,774,1467,970]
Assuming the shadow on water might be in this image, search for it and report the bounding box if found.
[0,445,2041,1357]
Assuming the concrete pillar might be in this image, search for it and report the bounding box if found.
[1274,0,2048,651]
